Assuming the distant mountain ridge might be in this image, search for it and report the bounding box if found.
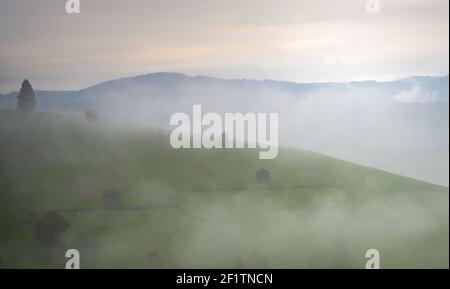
[0,73,448,109]
[0,72,448,186]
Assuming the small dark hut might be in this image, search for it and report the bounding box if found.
[102,191,121,209]
[256,168,271,185]
[85,110,98,122]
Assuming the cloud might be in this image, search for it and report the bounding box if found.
[394,85,441,103]
[0,0,448,92]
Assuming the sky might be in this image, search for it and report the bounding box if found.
[0,0,448,93]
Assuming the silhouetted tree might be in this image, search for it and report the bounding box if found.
[17,79,36,111]
[34,211,69,248]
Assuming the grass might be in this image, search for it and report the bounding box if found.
[0,110,448,268]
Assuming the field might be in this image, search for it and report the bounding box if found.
[0,110,448,268]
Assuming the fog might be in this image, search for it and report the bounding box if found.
[0,0,448,270]
[167,188,448,268]
[0,107,447,268]
[78,179,447,268]
[59,74,448,186]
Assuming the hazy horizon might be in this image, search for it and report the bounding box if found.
[0,0,448,93]
[1,71,449,94]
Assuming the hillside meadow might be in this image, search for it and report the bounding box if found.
[0,110,447,268]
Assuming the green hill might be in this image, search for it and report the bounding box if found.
[0,110,448,268]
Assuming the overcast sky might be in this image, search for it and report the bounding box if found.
[0,0,448,93]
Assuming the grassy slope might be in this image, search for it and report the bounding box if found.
[0,110,448,268]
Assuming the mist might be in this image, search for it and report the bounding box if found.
[0,106,447,269]
[0,0,448,271]
[26,73,447,186]
[166,187,448,268]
